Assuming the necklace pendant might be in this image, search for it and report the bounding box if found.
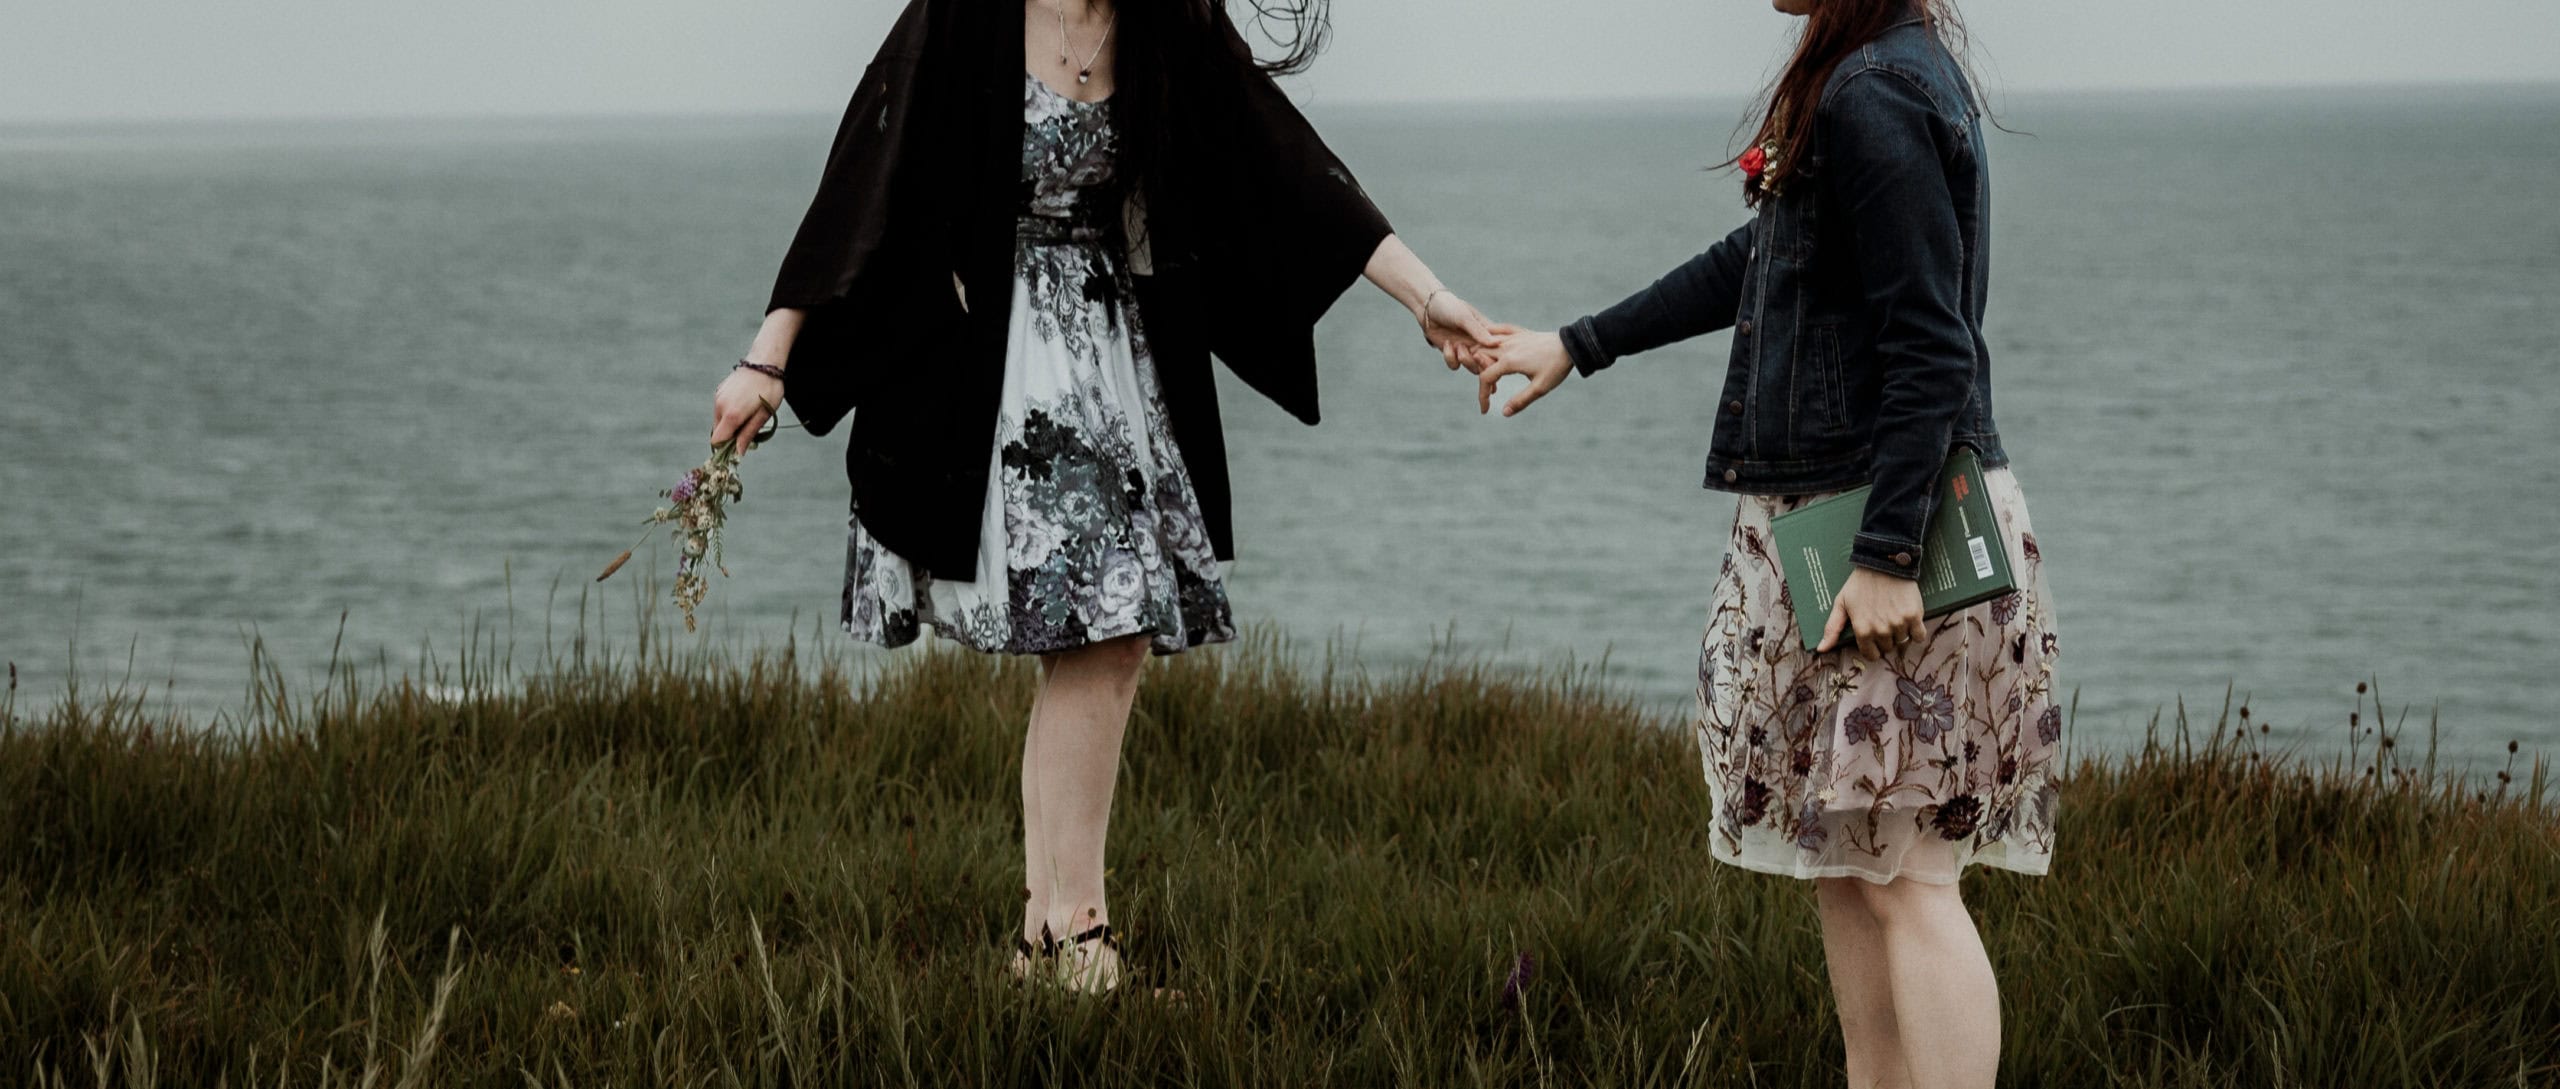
[1078,70,1091,84]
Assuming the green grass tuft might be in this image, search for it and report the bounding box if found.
[0,632,2553,1087]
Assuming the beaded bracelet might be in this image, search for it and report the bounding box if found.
[734,359,786,381]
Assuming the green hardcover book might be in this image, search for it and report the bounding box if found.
[1767,448,2015,652]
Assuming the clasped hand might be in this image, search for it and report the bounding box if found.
[1438,310,1923,659]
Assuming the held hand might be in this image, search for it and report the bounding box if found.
[710,368,785,455]
[1474,326,1574,416]
[1418,290,1498,374]
[1816,567,1926,659]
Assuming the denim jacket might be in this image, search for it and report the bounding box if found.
[1559,17,2004,580]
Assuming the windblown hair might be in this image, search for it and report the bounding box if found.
[1233,0,1334,76]
[1740,0,1982,206]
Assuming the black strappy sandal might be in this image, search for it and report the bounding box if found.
[1006,924,1058,982]
[1051,923,1125,994]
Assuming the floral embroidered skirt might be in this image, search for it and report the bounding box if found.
[1698,467,2061,885]
[840,244,1236,657]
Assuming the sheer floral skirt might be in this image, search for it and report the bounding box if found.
[1698,467,2061,885]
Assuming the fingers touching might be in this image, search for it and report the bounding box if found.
[1469,327,1570,417]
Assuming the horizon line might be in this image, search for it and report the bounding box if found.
[2,77,2553,130]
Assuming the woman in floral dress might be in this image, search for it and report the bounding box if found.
[1476,0,2056,1085]
[707,0,1493,994]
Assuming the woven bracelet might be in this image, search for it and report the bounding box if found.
[734,359,786,381]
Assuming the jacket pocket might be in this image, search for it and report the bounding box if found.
[1806,323,1854,434]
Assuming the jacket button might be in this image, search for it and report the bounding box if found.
[1893,551,1914,567]
[1737,319,1755,336]
[1722,469,1740,483]
[1727,400,1743,414]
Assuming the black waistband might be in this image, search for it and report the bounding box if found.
[1015,204,1117,247]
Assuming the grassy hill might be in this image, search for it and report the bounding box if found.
[1,634,2552,1087]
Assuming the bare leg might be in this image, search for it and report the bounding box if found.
[1028,634,1151,984]
[1018,662,1058,957]
[1861,877,2001,1089]
[1816,878,1915,1089]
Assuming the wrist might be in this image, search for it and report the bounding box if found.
[1412,285,1450,322]
[735,358,787,381]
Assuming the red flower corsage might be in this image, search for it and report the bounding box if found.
[1741,139,1784,202]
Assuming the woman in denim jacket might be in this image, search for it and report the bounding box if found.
[1479,1,2060,1084]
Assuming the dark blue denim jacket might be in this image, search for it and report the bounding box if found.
[1560,17,2005,579]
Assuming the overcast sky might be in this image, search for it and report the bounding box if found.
[5,0,2556,123]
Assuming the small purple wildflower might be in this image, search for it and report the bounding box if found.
[1499,952,1535,1012]
[671,469,702,504]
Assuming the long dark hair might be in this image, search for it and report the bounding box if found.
[1740,0,1978,206]
[1106,0,1333,265]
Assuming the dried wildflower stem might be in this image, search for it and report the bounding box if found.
[595,399,787,632]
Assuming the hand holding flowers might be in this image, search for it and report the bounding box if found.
[596,383,792,633]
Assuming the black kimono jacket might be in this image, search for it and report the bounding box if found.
[768,0,1392,578]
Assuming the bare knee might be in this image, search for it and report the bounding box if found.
[1050,634,1151,687]
[1856,875,1962,924]
[1816,876,1876,915]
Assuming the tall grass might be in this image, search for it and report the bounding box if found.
[0,628,2552,1087]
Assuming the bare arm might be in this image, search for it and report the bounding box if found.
[1363,234,1496,372]
[709,307,804,452]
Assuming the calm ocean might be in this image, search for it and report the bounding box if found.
[4,86,2555,767]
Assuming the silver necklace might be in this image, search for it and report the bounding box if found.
[1054,1,1116,85]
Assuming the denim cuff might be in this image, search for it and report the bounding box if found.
[1850,531,1925,579]
[1560,318,1614,377]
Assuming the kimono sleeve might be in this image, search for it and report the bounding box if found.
[767,0,934,314]
[763,1,942,436]
[1186,9,1393,424]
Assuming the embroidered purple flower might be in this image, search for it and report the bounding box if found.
[1791,684,1817,705]
[1931,794,1983,840]
[1739,777,1773,824]
[1795,799,1828,850]
[2036,706,2064,746]
[1990,590,2022,626]
[2041,631,2059,657]
[1844,704,1889,745]
[2021,533,2040,560]
[1791,747,1815,776]
[1962,739,1981,764]
[1746,626,1767,655]
[1747,725,1769,748]
[1999,755,2019,785]
[1894,677,1958,744]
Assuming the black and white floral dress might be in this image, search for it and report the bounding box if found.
[840,73,1236,657]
